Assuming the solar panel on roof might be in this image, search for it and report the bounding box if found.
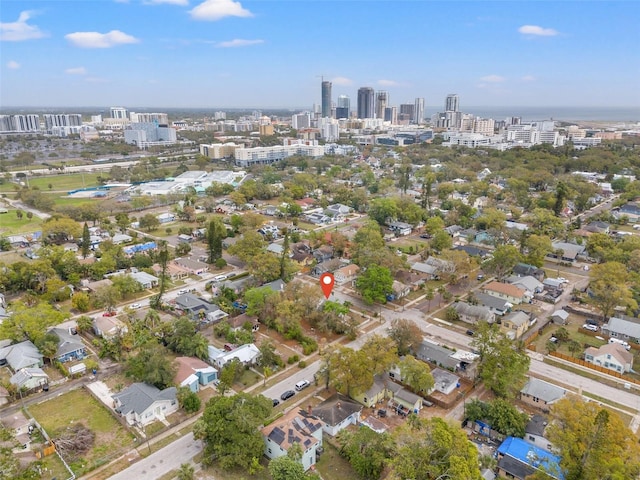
[304,439,311,447]
[269,427,285,444]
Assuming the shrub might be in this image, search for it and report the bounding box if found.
[298,361,307,368]
[215,258,227,269]
[287,355,299,364]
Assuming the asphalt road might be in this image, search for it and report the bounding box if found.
[108,432,202,480]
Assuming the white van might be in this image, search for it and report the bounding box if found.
[295,380,310,391]
[609,338,631,350]
[213,274,228,282]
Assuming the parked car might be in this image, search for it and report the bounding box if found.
[583,324,599,332]
[477,274,485,281]
[272,398,280,407]
[585,318,599,326]
[102,310,117,317]
[280,390,296,401]
[177,288,188,295]
[130,303,141,310]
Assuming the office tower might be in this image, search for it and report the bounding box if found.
[414,97,425,124]
[321,81,332,118]
[445,94,459,112]
[400,103,415,118]
[110,107,128,119]
[357,87,375,119]
[336,95,350,119]
[43,114,82,131]
[384,107,397,124]
[292,113,311,130]
[129,112,169,124]
[214,111,226,120]
[13,115,41,132]
[376,91,389,120]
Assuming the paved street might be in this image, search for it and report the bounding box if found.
[108,433,201,480]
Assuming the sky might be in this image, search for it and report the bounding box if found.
[1,0,639,110]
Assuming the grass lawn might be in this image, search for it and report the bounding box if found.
[29,388,136,475]
[0,210,43,235]
[49,194,104,208]
[25,173,103,192]
[235,369,261,389]
[316,440,356,480]
[39,451,72,480]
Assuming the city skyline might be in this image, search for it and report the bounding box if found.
[1,1,639,109]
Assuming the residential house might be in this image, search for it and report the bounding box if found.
[452,302,495,325]
[483,281,529,305]
[112,233,133,244]
[173,257,209,275]
[93,315,128,339]
[410,261,439,279]
[10,368,49,391]
[584,343,633,373]
[313,245,334,263]
[352,374,422,413]
[174,357,218,392]
[394,270,426,290]
[62,242,79,253]
[156,213,175,223]
[334,264,360,285]
[305,212,331,225]
[49,327,86,363]
[0,340,43,371]
[290,242,314,266]
[266,243,285,255]
[524,414,553,452]
[520,378,566,412]
[130,271,159,289]
[112,382,178,426]
[388,221,412,236]
[548,241,586,264]
[391,280,411,299]
[584,221,610,234]
[177,233,193,243]
[602,316,640,344]
[228,313,259,332]
[430,368,460,395]
[312,393,362,437]
[152,262,190,281]
[263,279,286,292]
[543,278,564,291]
[453,245,490,259]
[123,241,157,256]
[360,416,387,434]
[550,309,569,325]
[85,278,113,293]
[616,202,640,223]
[497,436,563,480]
[325,203,351,221]
[208,343,260,369]
[414,340,460,371]
[262,409,324,471]
[353,374,390,408]
[174,293,228,324]
[501,311,530,340]
[513,263,545,282]
[444,225,463,237]
[424,256,454,277]
[475,292,511,316]
[312,258,342,277]
[506,275,544,296]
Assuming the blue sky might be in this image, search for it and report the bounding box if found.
[1,0,639,109]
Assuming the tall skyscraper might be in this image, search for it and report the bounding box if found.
[357,87,375,119]
[384,106,397,124]
[336,95,350,119]
[376,91,389,120]
[445,94,459,112]
[321,81,332,118]
[414,97,425,124]
[110,107,128,119]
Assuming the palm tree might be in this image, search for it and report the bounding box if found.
[177,463,194,480]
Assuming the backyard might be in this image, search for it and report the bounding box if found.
[28,388,136,475]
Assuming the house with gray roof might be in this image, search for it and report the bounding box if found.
[414,341,460,371]
[513,263,545,282]
[130,271,159,289]
[524,414,553,452]
[551,309,569,325]
[520,378,566,412]
[10,368,49,391]
[49,327,86,363]
[175,293,228,324]
[452,301,495,325]
[0,340,43,371]
[475,292,511,316]
[506,275,544,295]
[112,382,178,426]
[312,393,362,437]
[410,261,438,278]
[548,241,586,263]
[602,316,640,344]
[431,368,460,395]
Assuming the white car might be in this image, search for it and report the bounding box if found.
[130,303,141,310]
[583,324,598,332]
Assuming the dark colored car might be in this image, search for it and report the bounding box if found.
[466,329,475,336]
[280,390,296,401]
[272,398,280,407]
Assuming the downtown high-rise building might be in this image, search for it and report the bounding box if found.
[336,95,350,119]
[445,94,459,112]
[414,97,425,124]
[376,91,389,120]
[357,87,375,119]
[321,81,332,118]
[110,107,128,119]
[43,114,82,132]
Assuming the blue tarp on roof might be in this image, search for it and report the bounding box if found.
[123,241,157,255]
[498,436,563,479]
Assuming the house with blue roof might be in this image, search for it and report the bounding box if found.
[497,436,563,480]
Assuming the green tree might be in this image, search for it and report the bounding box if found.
[355,265,394,305]
[207,217,225,264]
[81,222,91,258]
[398,355,434,394]
[194,393,272,472]
[177,463,195,480]
[589,261,636,319]
[268,455,307,480]
[387,318,423,356]
[482,244,522,281]
[177,386,201,413]
[227,230,266,262]
[546,395,640,480]
[339,426,393,479]
[0,301,68,344]
[125,343,176,389]
[139,213,160,232]
[524,234,553,267]
[471,322,530,399]
[430,230,453,252]
[368,197,399,226]
[390,416,481,480]
[71,291,91,312]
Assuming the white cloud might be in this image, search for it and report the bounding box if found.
[377,79,399,87]
[144,0,189,5]
[189,0,253,21]
[0,10,47,42]
[521,75,536,82]
[518,25,558,36]
[6,60,20,69]
[65,67,87,75]
[216,38,263,48]
[479,74,505,83]
[85,77,109,83]
[65,30,140,48]
[331,76,353,86]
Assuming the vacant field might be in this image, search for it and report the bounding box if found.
[23,173,102,192]
[0,209,43,235]
[29,388,136,475]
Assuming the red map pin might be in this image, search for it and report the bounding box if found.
[320,273,335,299]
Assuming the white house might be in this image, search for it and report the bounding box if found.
[333,264,360,285]
[262,409,324,471]
[584,343,633,373]
[430,368,460,395]
[312,393,362,437]
[208,343,260,369]
[112,383,178,426]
